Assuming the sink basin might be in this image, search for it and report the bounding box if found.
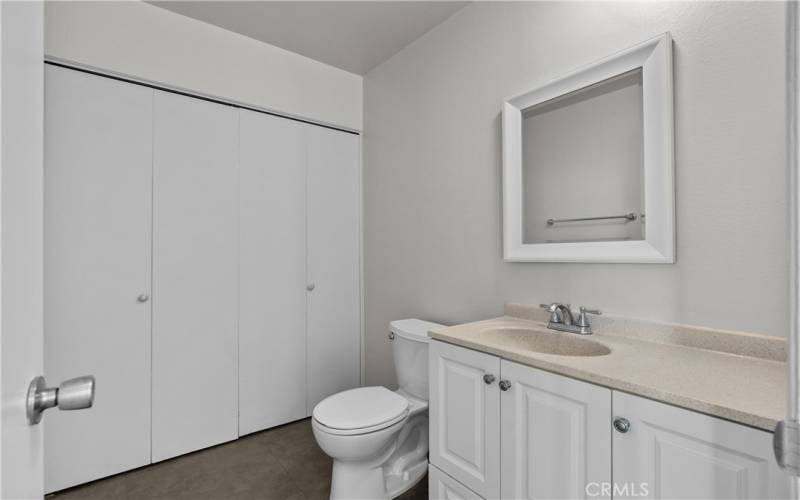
[480,327,611,357]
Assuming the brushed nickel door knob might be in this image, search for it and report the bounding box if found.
[26,375,96,425]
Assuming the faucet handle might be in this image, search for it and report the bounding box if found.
[539,303,561,324]
[576,307,601,327]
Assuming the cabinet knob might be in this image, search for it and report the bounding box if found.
[483,374,496,385]
[613,417,631,433]
[306,283,315,291]
[137,294,149,303]
[498,380,512,391]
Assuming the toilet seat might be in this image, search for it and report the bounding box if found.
[313,386,409,436]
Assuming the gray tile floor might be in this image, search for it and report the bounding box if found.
[48,418,428,500]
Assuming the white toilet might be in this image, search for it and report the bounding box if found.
[312,319,442,500]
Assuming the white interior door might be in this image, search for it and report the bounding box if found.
[500,360,611,500]
[152,90,238,461]
[0,2,45,498]
[44,65,153,492]
[306,126,361,410]
[238,109,307,435]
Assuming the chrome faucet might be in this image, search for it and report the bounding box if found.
[539,303,601,335]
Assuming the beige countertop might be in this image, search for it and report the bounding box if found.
[428,313,787,432]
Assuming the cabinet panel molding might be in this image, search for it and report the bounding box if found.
[500,360,611,500]
[612,391,790,500]
[429,464,484,500]
[430,341,501,498]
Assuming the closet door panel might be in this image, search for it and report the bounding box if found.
[152,91,238,461]
[238,110,307,435]
[306,127,361,410]
[44,65,153,492]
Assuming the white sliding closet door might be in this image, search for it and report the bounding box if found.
[238,110,307,435]
[306,126,361,410]
[152,91,239,461]
[44,65,153,492]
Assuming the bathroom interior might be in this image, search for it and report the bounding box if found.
[0,0,797,499]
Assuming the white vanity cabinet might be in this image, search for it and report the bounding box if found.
[429,340,501,498]
[429,341,610,500]
[429,462,483,500]
[429,340,789,500]
[500,360,611,500]
[612,391,789,500]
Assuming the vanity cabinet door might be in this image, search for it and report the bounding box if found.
[612,391,790,499]
[500,360,611,500]
[430,341,501,499]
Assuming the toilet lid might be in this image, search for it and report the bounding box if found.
[313,386,409,431]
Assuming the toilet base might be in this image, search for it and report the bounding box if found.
[385,458,428,498]
[329,457,428,500]
[330,460,390,500]
[328,413,429,500]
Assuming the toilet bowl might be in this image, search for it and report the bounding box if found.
[312,319,443,500]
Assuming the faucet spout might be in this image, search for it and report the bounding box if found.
[540,302,600,335]
[554,304,574,325]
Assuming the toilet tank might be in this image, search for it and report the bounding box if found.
[390,319,444,401]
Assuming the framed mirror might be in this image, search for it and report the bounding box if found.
[502,33,674,263]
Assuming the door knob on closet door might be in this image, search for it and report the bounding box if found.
[137,294,149,303]
[26,375,96,425]
[306,283,315,291]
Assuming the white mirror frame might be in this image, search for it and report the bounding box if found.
[503,33,674,263]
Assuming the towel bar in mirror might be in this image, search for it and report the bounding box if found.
[502,33,675,263]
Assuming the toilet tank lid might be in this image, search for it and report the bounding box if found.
[390,319,444,343]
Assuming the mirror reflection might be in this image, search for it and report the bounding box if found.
[521,69,645,244]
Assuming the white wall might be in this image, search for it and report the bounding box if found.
[363,2,787,387]
[45,1,363,131]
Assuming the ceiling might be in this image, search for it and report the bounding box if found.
[148,1,469,75]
